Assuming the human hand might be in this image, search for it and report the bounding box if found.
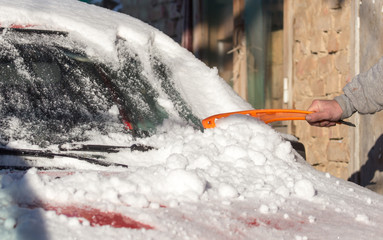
[305,100,343,127]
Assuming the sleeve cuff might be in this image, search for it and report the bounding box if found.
[334,95,356,119]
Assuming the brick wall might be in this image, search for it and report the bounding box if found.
[291,0,352,179]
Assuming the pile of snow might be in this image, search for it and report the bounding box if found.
[1,116,383,239]
[0,0,383,239]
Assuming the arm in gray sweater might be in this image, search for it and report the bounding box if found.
[335,57,383,119]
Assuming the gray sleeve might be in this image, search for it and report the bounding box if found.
[334,57,383,119]
[334,94,356,119]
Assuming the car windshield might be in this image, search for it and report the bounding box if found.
[0,28,201,146]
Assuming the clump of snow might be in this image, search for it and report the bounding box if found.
[3,218,16,229]
[275,185,290,198]
[218,183,239,199]
[308,215,316,223]
[163,169,206,201]
[294,179,317,199]
[355,214,370,224]
[248,149,267,166]
[259,204,270,214]
[166,154,189,170]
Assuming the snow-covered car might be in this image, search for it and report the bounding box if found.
[1,1,383,239]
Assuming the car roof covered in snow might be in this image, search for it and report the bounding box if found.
[0,0,252,119]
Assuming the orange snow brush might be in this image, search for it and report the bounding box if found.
[201,109,355,128]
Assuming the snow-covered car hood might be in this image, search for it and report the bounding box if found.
[0,1,383,239]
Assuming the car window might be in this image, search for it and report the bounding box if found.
[104,38,169,135]
[111,38,202,131]
[151,55,202,130]
[0,28,201,146]
[0,31,120,146]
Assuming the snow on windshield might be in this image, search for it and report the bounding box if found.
[0,0,383,239]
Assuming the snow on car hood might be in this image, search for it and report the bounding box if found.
[1,0,383,239]
[0,0,252,119]
[2,116,383,239]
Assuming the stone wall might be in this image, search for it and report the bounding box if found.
[291,0,352,179]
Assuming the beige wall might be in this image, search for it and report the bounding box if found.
[290,0,352,179]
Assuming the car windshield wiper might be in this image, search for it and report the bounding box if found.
[58,143,155,153]
[0,147,129,169]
